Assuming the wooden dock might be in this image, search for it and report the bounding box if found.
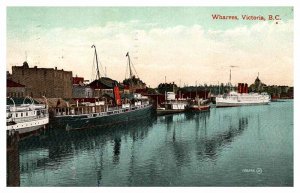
[7,130,20,187]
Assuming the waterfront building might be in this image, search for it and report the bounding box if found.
[123,75,147,93]
[89,77,123,97]
[72,85,93,98]
[7,79,26,98]
[10,61,73,98]
[249,76,267,92]
[72,76,93,98]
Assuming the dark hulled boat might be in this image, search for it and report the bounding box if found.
[52,46,153,130]
[52,101,153,130]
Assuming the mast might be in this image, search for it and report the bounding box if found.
[91,45,100,80]
[126,52,133,79]
[229,69,231,85]
[229,69,232,91]
[165,76,167,101]
[195,81,198,100]
[218,81,220,95]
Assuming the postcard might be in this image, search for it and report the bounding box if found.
[6,6,293,187]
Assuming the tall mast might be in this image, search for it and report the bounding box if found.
[195,81,197,98]
[165,76,167,101]
[126,52,133,79]
[229,69,232,91]
[229,69,231,85]
[91,45,100,80]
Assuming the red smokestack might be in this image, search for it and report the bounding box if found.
[238,83,242,93]
[245,83,248,93]
[113,86,121,105]
[241,83,244,94]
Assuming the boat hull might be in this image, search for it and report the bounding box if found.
[7,117,49,134]
[156,109,185,116]
[52,105,153,130]
[189,105,210,111]
[216,101,269,107]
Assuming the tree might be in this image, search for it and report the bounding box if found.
[157,83,178,94]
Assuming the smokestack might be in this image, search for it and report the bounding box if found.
[245,83,248,93]
[241,83,244,94]
[238,83,242,93]
[242,83,247,93]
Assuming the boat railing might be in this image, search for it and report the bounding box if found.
[52,101,150,117]
[9,113,48,123]
[53,104,108,116]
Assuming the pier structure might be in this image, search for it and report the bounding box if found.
[7,130,20,187]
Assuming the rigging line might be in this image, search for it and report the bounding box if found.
[98,60,105,77]
[125,58,129,80]
[91,51,96,82]
[130,59,139,79]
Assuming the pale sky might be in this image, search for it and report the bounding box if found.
[7,7,293,87]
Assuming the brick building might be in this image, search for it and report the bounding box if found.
[10,61,73,98]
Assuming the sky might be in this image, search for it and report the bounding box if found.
[6,7,294,87]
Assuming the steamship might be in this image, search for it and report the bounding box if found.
[216,83,270,107]
[6,97,49,134]
[52,93,152,130]
[52,47,152,130]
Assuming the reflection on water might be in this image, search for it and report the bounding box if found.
[17,101,293,186]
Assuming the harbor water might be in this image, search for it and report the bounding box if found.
[17,100,293,186]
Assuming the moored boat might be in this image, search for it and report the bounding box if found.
[6,97,49,135]
[52,93,153,130]
[216,91,270,107]
[52,47,153,130]
[216,73,271,107]
[187,97,210,112]
[189,104,210,111]
[156,92,188,116]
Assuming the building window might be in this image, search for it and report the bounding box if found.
[26,112,28,116]
[16,113,18,117]
[21,113,23,117]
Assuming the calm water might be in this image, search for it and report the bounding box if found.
[18,101,293,186]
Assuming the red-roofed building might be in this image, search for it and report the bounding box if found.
[7,79,26,98]
[73,76,84,85]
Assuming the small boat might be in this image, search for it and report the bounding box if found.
[187,97,210,112]
[6,97,49,135]
[156,92,188,116]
